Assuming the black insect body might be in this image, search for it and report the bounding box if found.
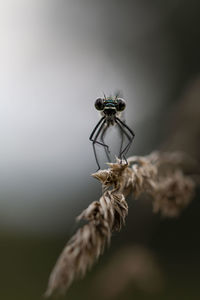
[90,96,135,170]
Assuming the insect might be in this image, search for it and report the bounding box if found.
[89,95,135,170]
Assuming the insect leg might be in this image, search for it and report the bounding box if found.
[90,120,108,170]
[115,119,134,162]
[90,117,110,149]
[117,121,124,158]
[115,121,131,163]
[115,117,135,139]
[89,117,105,144]
[100,124,111,162]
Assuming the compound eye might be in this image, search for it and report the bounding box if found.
[117,98,126,111]
[95,98,104,110]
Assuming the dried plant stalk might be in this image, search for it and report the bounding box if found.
[45,189,128,297]
[45,151,197,297]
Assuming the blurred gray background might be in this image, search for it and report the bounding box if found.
[0,1,200,300]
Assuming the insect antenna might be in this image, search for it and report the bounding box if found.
[114,90,123,99]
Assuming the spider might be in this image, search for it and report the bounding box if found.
[89,95,135,170]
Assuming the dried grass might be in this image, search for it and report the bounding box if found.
[45,151,197,297]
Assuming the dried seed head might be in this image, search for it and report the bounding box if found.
[45,189,128,297]
[45,152,197,296]
[152,171,195,217]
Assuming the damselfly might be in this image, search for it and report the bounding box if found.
[90,95,135,170]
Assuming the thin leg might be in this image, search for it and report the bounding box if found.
[100,124,111,162]
[90,118,109,148]
[89,117,105,146]
[91,120,108,170]
[115,117,135,138]
[120,126,132,156]
[115,120,131,162]
[115,119,135,161]
[118,123,124,158]
[90,117,109,169]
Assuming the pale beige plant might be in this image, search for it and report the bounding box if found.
[152,170,195,217]
[45,151,197,297]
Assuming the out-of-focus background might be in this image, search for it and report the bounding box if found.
[0,1,200,299]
